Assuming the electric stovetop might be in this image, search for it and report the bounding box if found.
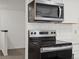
[31,40,72,47]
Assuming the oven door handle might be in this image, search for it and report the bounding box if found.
[40,45,72,53]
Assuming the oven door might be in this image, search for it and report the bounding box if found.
[35,3,64,22]
[40,46,72,59]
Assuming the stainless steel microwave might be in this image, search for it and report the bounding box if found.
[28,0,64,22]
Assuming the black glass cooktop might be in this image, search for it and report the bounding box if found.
[32,40,72,47]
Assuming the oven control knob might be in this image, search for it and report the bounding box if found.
[34,32,36,35]
[51,32,53,34]
[31,32,33,35]
[54,32,56,34]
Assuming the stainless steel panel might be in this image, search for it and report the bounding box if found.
[40,45,72,53]
[35,17,63,21]
[29,30,56,37]
[36,0,64,6]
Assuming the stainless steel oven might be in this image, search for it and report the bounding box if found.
[28,30,72,59]
[28,0,64,22]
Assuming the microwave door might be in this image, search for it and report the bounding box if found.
[36,4,59,20]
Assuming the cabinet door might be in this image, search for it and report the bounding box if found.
[73,44,79,54]
[73,44,79,59]
[74,54,79,59]
[64,0,79,23]
[72,24,79,43]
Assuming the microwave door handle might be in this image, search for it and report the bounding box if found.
[59,6,61,18]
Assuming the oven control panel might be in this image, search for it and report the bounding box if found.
[29,30,56,37]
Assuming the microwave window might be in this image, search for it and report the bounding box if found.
[36,4,59,18]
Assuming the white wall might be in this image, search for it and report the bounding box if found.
[0,0,25,49]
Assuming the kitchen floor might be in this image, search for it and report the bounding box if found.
[0,48,25,59]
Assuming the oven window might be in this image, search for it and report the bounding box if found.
[36,3,59,18]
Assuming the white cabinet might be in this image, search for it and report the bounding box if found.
[72,44,79,59]
[72,24,79,59]
[63,0,79,23]
[72,24,79,43]
[73,44,79,59]
[73,44,79,54]
[74,54,79,59]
